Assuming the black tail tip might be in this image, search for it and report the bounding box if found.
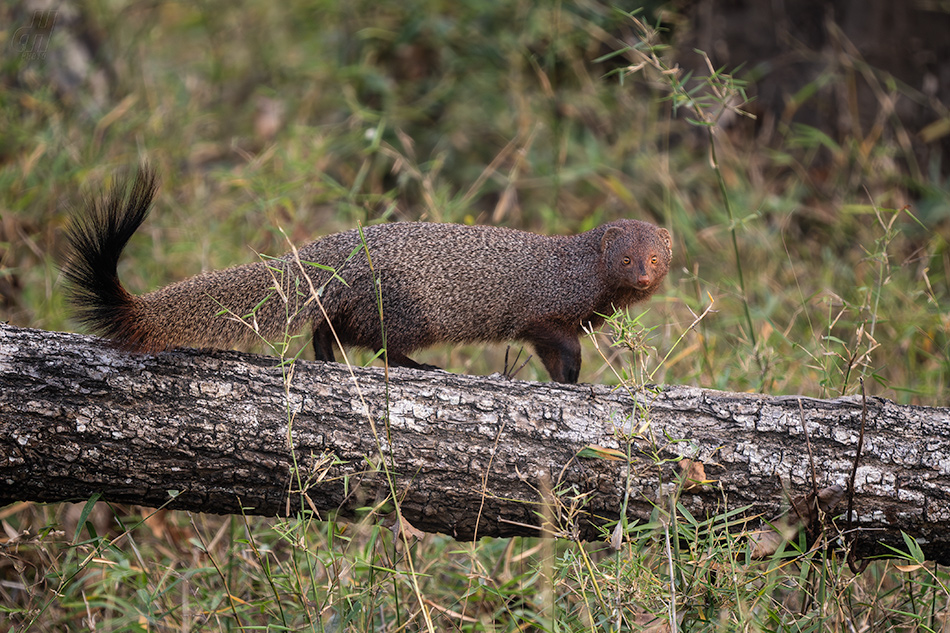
[61,164,161,346]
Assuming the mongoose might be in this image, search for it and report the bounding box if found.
[63,166,672,383]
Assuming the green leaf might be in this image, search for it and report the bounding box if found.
[73,493,101,544]
[577,445,626,461]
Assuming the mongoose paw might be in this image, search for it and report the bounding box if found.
[387,352,442,373]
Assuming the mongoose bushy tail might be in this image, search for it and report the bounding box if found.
[63,166,672,383]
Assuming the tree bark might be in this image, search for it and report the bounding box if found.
[2,323,949,562]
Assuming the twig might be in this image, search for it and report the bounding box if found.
[799,399,820,502]
[847,378,870,573]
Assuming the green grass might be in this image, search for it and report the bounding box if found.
[2,0,950,630]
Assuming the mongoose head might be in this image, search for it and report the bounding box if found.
[600,220,673,292]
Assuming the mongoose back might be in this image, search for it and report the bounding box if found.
[63,167,672,383]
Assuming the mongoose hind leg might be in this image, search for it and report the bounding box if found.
[530,331,582,383]
[312,323,336,362]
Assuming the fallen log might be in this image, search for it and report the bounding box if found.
[2,323,948,562]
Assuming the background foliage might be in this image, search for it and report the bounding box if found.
[2,0,949,630]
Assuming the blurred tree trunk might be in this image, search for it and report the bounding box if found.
[2,323,950,563]
[676,0,950,175]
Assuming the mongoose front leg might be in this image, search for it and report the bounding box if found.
[531,332,582,383]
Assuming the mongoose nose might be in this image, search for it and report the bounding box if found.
[636,274,652,288]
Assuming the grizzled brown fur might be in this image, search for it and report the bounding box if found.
[63,166,672,383]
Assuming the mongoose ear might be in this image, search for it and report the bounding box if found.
[600,226,625,253]
[658,228,672,257]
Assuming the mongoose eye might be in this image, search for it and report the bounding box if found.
[621,256,631,266]
[651,255,658,265]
